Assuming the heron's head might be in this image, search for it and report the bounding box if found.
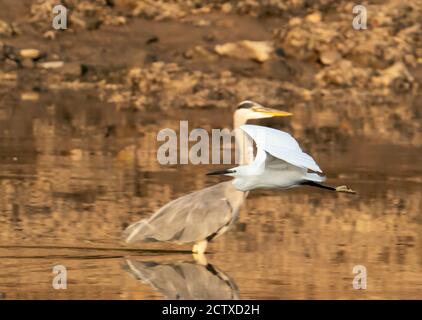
[234,100,292,121]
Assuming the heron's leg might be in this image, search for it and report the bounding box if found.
[192,240,208,266]
[192,240,208,254]
[193,252,208,266]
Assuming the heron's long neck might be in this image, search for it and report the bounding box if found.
[233,113,253,166]
[230,112,251,198]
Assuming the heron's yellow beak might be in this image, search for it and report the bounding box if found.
[252,106,292,117]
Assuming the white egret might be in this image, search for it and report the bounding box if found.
[207,124,356,194]
[122,101,292,255]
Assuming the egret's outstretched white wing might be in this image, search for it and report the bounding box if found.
[240,124,323,173]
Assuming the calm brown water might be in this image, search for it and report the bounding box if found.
[0,91,421,299]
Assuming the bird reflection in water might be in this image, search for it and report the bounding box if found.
[124,257,239,300]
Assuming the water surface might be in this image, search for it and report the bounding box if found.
[0,91,421,299]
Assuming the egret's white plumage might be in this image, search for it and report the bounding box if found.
[240,124,322,173]
[230,150,326,191]
[209,125,328,192]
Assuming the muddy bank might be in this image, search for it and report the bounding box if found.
[1,0,421,145]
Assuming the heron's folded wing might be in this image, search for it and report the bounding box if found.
[240,124,322,173]
[139,182,234,243]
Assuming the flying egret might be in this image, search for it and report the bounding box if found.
[122,101,292,255]
[207,124,356,194]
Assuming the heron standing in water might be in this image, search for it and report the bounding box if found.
[122,101,291,255]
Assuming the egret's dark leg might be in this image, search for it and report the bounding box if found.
[302,181,336,191]
[302,181,356,194]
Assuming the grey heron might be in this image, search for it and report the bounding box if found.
[207,124,356,194]
[122,101,291,254]
[124,258,239,299]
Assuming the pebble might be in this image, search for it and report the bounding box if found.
[194,19,211,27]
[320,49,342,65]
[38,61,64,69]
[215,40,274,63]
[305,12,322,24]
[0,20,13,37]
[20,49,41,60]
[288,17,302,26]
[70,149,83,162]
[221,3,233,13]
[21,92,40,101]
[43,31,56,40]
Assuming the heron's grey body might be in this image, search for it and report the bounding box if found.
[125,259,239,300]
[123,181,247,252]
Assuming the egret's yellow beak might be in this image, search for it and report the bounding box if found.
[252,106,292,117]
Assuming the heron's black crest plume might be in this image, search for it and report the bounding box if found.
[236,101,255,109]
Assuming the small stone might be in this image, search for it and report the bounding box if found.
[184,46,216,60]
[371,62,414,93]
[111,16,127,25]
[38,61,64,69]
[194,19,211,27]
[215,40,274,63]
[0,20,13,37]
[21,92,39,101]
[191,6,211,14]
[70,149,83,161]
[305,12,322,24]
[0,71,17,82]
[288,17,302,26]
[183,49,194,59]
[320,49,342,65]
[20,49,41,60]
[220,70,233,78]
[43,31,56,40]
[221,3,233,13]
